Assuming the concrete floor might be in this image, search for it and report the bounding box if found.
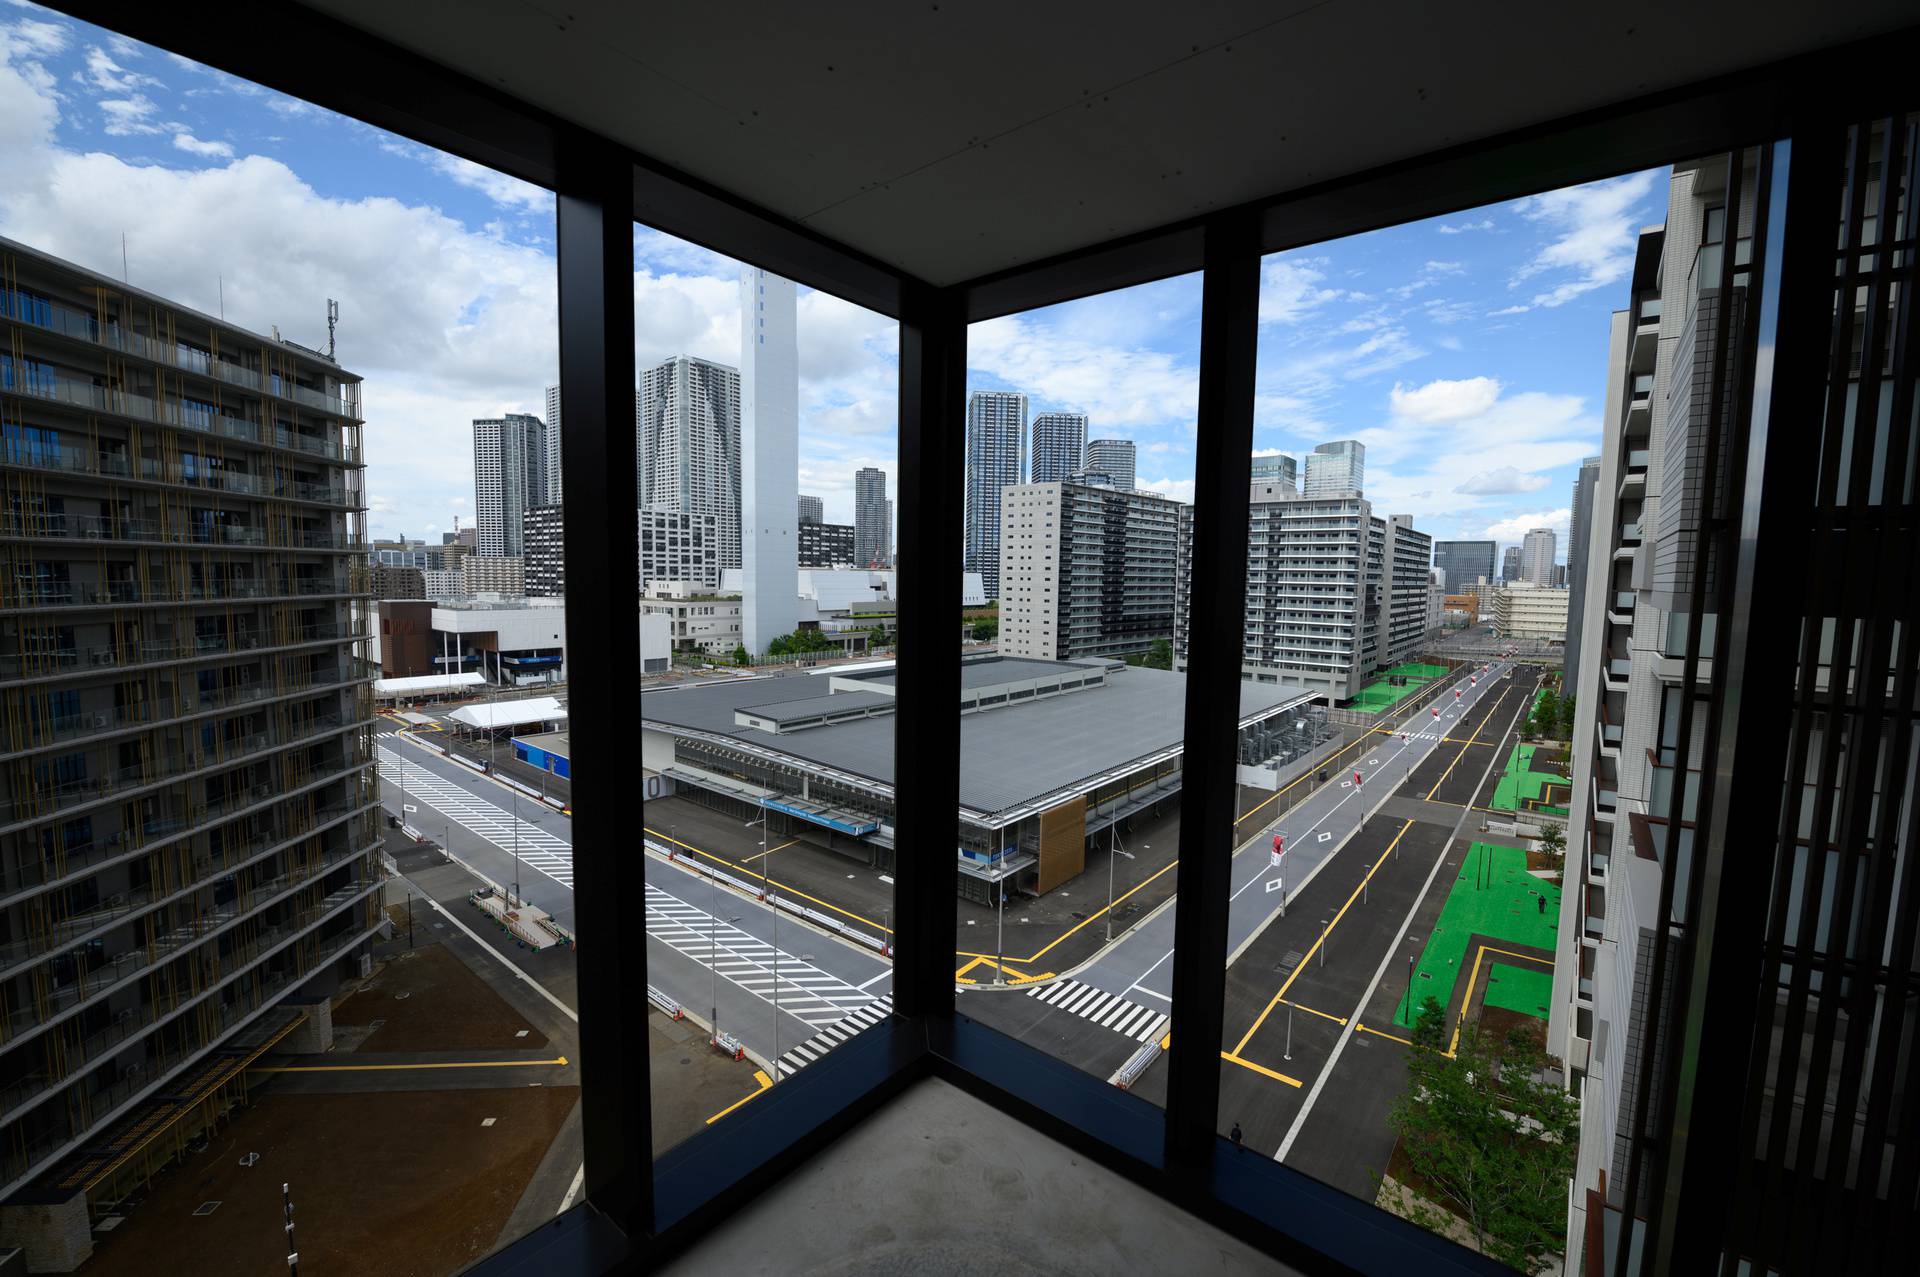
[658,1077,1298,1276]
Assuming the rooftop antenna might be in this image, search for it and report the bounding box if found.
[218,275,225,321]
[326,299,338,359]
[120,232,128,285]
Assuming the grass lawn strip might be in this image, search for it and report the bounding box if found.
[1392,841,1560,1028]
[1483,961,1553,1019]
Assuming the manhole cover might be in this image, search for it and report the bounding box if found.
[1419,971,1433,979]
[193,1201,221,1217]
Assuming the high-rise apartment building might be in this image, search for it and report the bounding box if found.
[797,494,823,525]
[1432,540,1496,596]
[1501,544,1522,582]
[998,481,1182,661]
[1563,456,1602,678]
[964,391,1027,598]
[524,503,565,596]
[1081,438,1136,492]
[640,508,720,590]
[1490,581,1570,638]
[542,383,564,507]
[797,520,855,567]
[461,554,524,596]
[0,237,380,1201]
[854,467,888,568]
[739,267,798,654]
[1302,439,1364,494]
[1174,481,1427,701]
[637,355,741,570]
[1250,452,1298,490]
[472,411,547,556]
[1520,525,1557,585]
[1029,412,1087,484]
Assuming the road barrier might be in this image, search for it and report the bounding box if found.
[644,838,888,955]
[648,985,683,1019]
[713,1031,746,1061]
[1112,1033,1165,1090]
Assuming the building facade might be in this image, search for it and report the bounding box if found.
[998,481,1182,661]
[640,507,721,591]
[1521,525,1557,585]
[1249,452,1298,490]
[797,494,823,525]
[1490,582,1570,639]
[798,520,855,568]
[461,554,523,596]
[1302,439,1364,494]
[370,562,425,600]
[1563,455,1602,679]
[964,391,1027,599]
[1432,540,1496,596]
[472,411,547,556]
[524,503,565,597]
[1501,544,1522,582]
[542,383,563,507]
[853,467,889,567]
[0,237,381,1202]
[1174,481,1428,702]
[739,268,798,654]
[1081,438,1135,492]
[637,354,742,570]
[1029,412,1088,484]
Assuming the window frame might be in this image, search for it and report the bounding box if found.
[40,4,1920,1274]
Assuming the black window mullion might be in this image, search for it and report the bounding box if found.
[1163,208,1259,1171]
[555,148,645,1237]
[892,281,965,1019]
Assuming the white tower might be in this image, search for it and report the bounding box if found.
[740,267,799,655]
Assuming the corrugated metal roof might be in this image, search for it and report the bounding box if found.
[641,658,1309,820]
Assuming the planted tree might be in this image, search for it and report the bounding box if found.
[1144,637,1174,670]
[1538,822,1566,864]
[731,644,750,666]
[971,618,998,641]
[1388,1003,1578,1273]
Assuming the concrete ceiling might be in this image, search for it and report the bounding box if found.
[303,1,1914,286]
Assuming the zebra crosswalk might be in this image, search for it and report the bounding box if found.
[1023,979,1168,1043]
[375,744,575,889]
[644,884,881,1029]
[775,995,894,1076]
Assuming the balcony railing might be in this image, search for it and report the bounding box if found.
[0,622,366,683]
[0,377,356,463]
[4,575,362,613]
[0,710,361,827]
[0,511,361,552]
[2,665,363,758]
[0,444,360,509]
[2,292,356,419]
[0,882,379,1184]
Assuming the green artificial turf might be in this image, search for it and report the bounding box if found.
[1392,841,1560,1028]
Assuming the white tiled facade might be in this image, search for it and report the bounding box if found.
[638,355,742,571]
[998,481,1182,661]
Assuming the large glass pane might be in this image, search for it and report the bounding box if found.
[952,274,1199,1095]
[0,11,572,1273]
[633,227,899,1154]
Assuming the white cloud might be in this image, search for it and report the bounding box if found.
[1259,257,1343,324]
[1140,476,1195,505]
[81,44,156,94]
[1436,217,1495,235]
[1508,170,1659,307]
[1455,466,1550,495]
[97,94,162,135]
[1482,508,1571,541]
[1424,260,1464,274]
[432,153,552,213]
[5,17,66,58]
[172,131,232,159]
[1389,376,1501,422]
[1489,304,1530,316]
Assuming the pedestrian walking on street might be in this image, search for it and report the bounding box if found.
[1230,1122,1244,1152]
[1538,895,1547,915]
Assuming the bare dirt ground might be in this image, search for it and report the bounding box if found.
[80,1086,578,1277]
[333,940,548,1052]
[649,1007,766,1156]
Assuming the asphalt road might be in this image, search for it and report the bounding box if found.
[1066,659,1517,1010]
[374,729,891,1073]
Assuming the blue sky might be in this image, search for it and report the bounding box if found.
[1,5,1664,560]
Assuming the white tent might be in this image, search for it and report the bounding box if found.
[446,696,567,731]
[373,672,485,699]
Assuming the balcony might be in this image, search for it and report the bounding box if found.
[1630,302,1660,370]
[0,880,381,1191]
[0,709,366,831]
[0,622,367,687]
[1607,591,1636,625]
[2,574,363,617]
[0,511,362,553]
[0,443,361,509]
[2,292,359,421]
[0,376,357,465]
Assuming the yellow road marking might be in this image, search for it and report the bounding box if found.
[257,1055,568,1074]
[1355,1023,1417,1047]
[705,1069,773,1124]
[741,839,799,862]
[1220,1051,1304,1088]
[1279,999,1348,1026]
[1160,1032,1172,1050]
[1424,685,1511,801]
[1440,737,1497,746]
[1231,820,1414,1057]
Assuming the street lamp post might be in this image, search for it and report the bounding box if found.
[995,875,1007,986]
[510,784,522,909]
[1320,920,1329,968]
[1363,864,1371,906]
[1105,823,1118,943]
[1284,1003,1293,1061]
[1403,953,1415,1027]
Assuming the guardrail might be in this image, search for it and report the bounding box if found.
[645,837,889,955]
[647,985,682,1019]
[713,1031,746,1061]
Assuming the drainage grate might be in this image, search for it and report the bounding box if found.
[193,1201,221,1217]
[1278,949,1305,972]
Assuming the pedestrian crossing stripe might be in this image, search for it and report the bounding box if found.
[1023,979,1168,1043]
[376,746,575,888]
[775,995,894,1076]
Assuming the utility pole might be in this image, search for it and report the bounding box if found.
[1105,823,1118,942]
[510,784,522,909]
[995,876,1006,985]
[282,1182,299,1276]
[1403,953,1415,1027]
